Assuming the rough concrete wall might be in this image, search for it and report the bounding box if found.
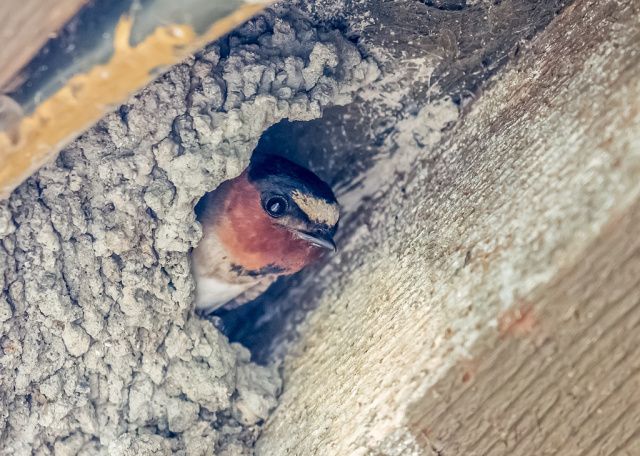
[0,8,378,455]
[256,0,640,454]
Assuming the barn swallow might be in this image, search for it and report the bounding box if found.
[192,154,340,314]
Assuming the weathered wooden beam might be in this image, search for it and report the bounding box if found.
[409,193,640,455]
[0,0,87,93]
[256,0,640,454]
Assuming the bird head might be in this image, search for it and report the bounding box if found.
[195,154,340,278]
[247,153,340,253]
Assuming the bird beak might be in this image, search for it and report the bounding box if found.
[294,230,337,252]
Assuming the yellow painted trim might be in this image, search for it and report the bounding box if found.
[0,3,270,199]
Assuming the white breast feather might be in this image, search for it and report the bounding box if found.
[194,275,251,311]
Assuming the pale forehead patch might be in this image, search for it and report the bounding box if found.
[291,190,339,226]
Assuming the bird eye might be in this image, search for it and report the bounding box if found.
[264,195,287,218]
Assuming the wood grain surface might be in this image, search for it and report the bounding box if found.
[256,0,640,454]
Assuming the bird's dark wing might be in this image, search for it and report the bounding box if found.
[221,276,277,310]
